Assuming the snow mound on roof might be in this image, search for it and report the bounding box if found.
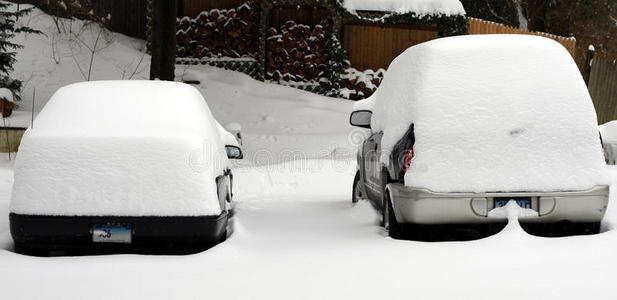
[11,81,229,216]
[343,0,465,16]
[369,34,608,193]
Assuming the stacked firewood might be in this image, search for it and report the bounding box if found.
[266,20,332,84]
[176,1,259,59]
[340,67,385,100]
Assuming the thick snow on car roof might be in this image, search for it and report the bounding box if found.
[362,34,608,193]
[31,80,216,136]
[343,0,465,16]
[11,81,229,216]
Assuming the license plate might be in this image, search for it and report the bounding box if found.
[494,198,532,209]
[92,223,132,244]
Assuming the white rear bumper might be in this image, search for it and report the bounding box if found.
[387,184,609,224]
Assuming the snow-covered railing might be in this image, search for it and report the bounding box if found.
[468,18,577,58]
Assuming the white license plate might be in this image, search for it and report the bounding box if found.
[92,223,132,244]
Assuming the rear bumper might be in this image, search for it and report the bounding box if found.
[388,184,609,224]
[10,212,228,254]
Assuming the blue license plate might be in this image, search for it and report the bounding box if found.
[494,198,531,209]
[92,223,132,244]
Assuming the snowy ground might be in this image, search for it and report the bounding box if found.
[2,3,617,299]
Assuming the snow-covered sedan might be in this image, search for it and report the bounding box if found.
[10,81,242,255]
[350,35,609,239]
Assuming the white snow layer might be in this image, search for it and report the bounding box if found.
[0,88,13,103]
[366,34,608,193]
[600,120,617,143]
[343,0,465,16]
[10,81,230,216]
[600,121,617,164]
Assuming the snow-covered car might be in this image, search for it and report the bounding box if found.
[350,35,609,239]
[9,81,243,255]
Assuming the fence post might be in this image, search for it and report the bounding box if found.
[583,46,595,86]
[149,0,177,80]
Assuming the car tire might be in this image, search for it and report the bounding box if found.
[385,190,403,239]
[571,222,600,235]
[352,171,362,204]
[587,222,601,234]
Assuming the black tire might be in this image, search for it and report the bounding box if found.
[352,171,362,204]
[219,229,228,242]
[585,222,601,234]
[566,222,600,235]
[385,191,403,239]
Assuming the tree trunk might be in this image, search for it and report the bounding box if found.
[150,0,177,81]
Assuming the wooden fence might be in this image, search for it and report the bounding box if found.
[588,55,617,124]
[468,17,577,58]
[343,23,439,71]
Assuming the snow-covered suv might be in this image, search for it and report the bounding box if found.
[10,81,242,255]
[350,35,609,239]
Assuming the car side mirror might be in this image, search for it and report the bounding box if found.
[225,145,243,159]
[350,110,372,129]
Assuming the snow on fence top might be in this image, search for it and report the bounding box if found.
[11,81,229,217]
[468,18,577,58]
[360,34,608,193]
[343,0,465,16]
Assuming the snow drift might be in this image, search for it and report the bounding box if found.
[10,81,230,216]
[359,34,608,193]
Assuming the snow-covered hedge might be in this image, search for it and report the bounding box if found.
[340,67,385,100]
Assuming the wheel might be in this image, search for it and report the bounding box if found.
[352,171,363,204]
[384,189,403,239]
[221,209,234,243]
[584,222,601,234]
[568,222,600,235]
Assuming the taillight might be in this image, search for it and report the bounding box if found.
[403,146,414,172]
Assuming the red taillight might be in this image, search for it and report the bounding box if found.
[403,146,415,172]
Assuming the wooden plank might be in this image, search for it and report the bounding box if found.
[589,56,617,124]
[342,22,439,71]
[607,59,617,123]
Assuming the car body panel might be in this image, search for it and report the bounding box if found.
[387,183,609,224]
